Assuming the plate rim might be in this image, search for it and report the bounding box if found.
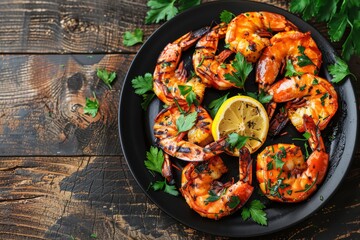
[118,0,359,237]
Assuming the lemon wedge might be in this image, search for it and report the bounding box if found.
[212,95,269,155]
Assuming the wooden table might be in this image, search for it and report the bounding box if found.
[0,0,358,239]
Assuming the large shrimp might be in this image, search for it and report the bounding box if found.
[225,12,297,63]
[256,31,322,91]
[267,73,338,133]
[256,115,328,202]
[193,23,237,90]
[153,105,226,161]
[180,147,253,219]
[153,27,209,106]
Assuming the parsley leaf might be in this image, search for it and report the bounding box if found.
[131,73,154,110]
[145,0,200,24]
[285,59,303,77]
[178,85,198,106]
[226,133,250,151]
[220,10,235,24]
[273,146,286,169]
[207,93,229,118]
[176,111,197,133]
[246,90,273,104]
[297,46,314,67]
[83,92,99,118]
[131,73,153,95]
[224,53,253,89]
[97,69,117,89]
[227,196,240,209]
[123,28,144,46]
[144,146,164,174]
[241,200,267,226]
[328,56,357,83]
[151,179,179,196]
[204,190,221,204]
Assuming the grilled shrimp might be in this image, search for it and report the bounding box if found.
[153,105,226,161]
[180,147,253,219]
[256,115,328,202]
[267,73,338,133]
[256,31,322,91]
[225,12,296,63]
[193,23,238,90]
[153,27,209,106]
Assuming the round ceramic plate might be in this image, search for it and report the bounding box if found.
[119,1,358,237]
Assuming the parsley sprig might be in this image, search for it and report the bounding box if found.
[131,73,155,110]
[207,93,229,118]
[224,53,253,89]
[97,69,117,89]
[145,146,179,196]
[123,28,144,46]
[176,111,197,134]
[178,85,198,106]
[246,91,273,104]
[328,56,357,83]
[220,10,235,24]
[285,59,303,77]
[145,0,201,24]
[290,0,360,61]
[241,200,268,226]
[83,92,99,118]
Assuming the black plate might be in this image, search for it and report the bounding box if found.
[119,1,358,237]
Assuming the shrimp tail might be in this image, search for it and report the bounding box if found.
[239,147,252,184]
[176,26,210,50]
[162,153,174,184]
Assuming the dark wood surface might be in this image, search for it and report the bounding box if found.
[0,0,359,239]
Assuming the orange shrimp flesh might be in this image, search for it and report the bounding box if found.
[256,31,322,91]
[268,73,338,132]
[256,115,328,202]
[225,12,297,63]
[153,27,209,106]
[193,23,238,90]
[180,148,253,219]
[153,105,226,161]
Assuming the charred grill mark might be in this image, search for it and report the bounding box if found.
[177,146,191,153]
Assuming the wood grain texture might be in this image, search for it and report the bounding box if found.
[0,54,129,156]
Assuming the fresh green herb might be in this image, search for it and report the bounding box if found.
[241,200,267,226]
[144,146,164,174]
[292,131,311,141]
[204,189,226,204]
[132,73,153,95]
[97,69,117,89]
[207,93,229,118]
[197,56,205,67]
[224,53,253,89]
[297,46,314,67]
[131,73,154,110]
[226,133,250,151]
[178,85,198,106]
[267,161,273,170]
[246,90,273,104]
[320,93,329,106]
[123,28,144,46]
[285,59,303,77]
[295,172,318,193]
[90,233,97,239]
[289,0,360,61]
[227,196,241,209]
[299,85,306,91]
[312,78,319,85]
[220,10,235,24]
[141,92,156,110]
[83,92,99,118]
[145,0,200,24]
[176,111,197,133]
[287,190,293,195]
[328,56,357,83]
[304,142,309,159]
[151,179,179,196]
[273,146,286,169]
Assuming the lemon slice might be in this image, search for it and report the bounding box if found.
[212,95,269,155]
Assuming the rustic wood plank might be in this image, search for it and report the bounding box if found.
[0,153,358,239]
[0,54,131,156]
[0,0,339,54]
